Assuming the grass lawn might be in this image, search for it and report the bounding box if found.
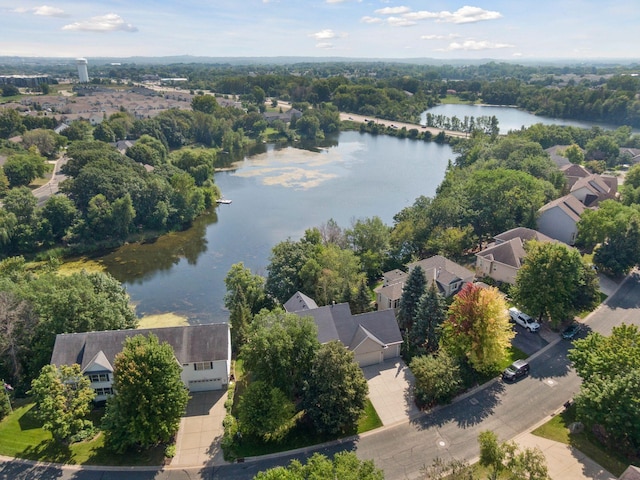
[0,399,164,466]
[438,95,476,105]
[531,404,630,477]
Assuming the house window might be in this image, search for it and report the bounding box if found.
[88,373,110,382]
[94,387,113,396]
[194,362,214,371]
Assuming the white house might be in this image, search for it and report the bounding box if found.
[50,324,231,402]
[285,293,403,367]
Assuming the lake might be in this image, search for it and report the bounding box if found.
[420,104,622,134]
[100,132,454,323]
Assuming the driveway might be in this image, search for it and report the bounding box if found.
[362,359,420,426]
[171,390,227,467]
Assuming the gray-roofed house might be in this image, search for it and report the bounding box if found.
[50,324,231,402]
[374,269,408,311]
[568,173,617,207]
[407,255,475,298]
[545,145,574,168]
[285,292,402,367]
[537,194,587,245]
[475,227,557,284]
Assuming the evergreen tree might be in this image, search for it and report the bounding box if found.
[409,283,446,357]
[397,266,426,331]
[351,279,372,314]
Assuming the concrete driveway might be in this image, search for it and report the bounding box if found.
[362,359,420,426]
[171,390,227,466]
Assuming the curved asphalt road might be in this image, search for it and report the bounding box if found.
[2,273,639,480]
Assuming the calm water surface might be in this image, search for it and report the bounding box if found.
[421,104,621,133]
[101,131,454,323]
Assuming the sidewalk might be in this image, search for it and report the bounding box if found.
[515,432,615,480]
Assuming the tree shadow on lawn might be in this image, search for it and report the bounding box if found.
[17,404,43,431]
[20,439,73,464]
[410,380,505,431]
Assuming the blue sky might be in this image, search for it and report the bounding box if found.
[1,0,638,60]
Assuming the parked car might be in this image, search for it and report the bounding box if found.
[562,322,582,340]
[502,359,530,382]
[508,307,540,333]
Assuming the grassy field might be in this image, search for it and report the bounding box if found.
[438,94,477,105]
[531,404,630,476]
[0,399,164,465]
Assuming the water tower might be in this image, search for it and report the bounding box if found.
[76,58,89,83]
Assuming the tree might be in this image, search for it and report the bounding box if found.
[40,195,78,243]
[563,144,584,164]
[303,341,368,435]
[238,380,296,441]
[397,266,426,331]
[351,278,372,315]
[22,129,61,158]
[568,324,640,453]
[265,239,313,304]
[92,122,115,142]
[0,291,36,387]
[191,94,219,114]
[0,108,23,138]
[60,120,92,141]
[102,333,189,453]
[254,452,384,480]
[408,283,446,356]
[410,351,461,407]
[241,310,319,397]
[593,217,640,275]
[511,241,599,327]
[29,364,95,443]
[1,85,19,97]
[3,152,46,187]
[479,431,505,480]
[478,430,549,480]
[345,216,391,281]
[577,200,639,248]
[440,283,513,374]
[421,457,473,480]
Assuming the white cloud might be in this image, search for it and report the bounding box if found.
[387,16,416,27]
[316,42,334,49]
[33,5,67,17]
[310,29,337,40]
[403,11,439,21]
[374,6,411,15]
[420,33,460,40]
[62,13,138,32]
[12,5,68,17]
[445,40,514,51]
[437,6,502,24]
[361,16,382,24]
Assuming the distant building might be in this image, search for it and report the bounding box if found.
[76,58,89,83]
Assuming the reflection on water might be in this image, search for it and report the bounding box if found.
[82,131,453,323]
[99,209,218,285]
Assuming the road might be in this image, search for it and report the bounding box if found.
[1,273,638,480]
[32,155,68,206]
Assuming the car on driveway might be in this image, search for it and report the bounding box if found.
[502,359,530,382]
[561,322,582,340]
[508,307,540,332]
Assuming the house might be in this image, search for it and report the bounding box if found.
[537,194,587,245]
[545,145,574,168]
[50,324,231,402]
[618,465,640,480]
[285,293,402,367]
[408,255,475,298]
[475,227,557,284]
[263,108,302,124]
[374,256,473,311]
[568,173,617,206]
[374,269,408,311]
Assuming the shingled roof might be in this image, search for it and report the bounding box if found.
[51,324,230,373]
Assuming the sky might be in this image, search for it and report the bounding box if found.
[1,0,638,61]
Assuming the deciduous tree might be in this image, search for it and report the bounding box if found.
[254,452,383,480]
[102,334,189,453]
[441,283,513,374]
[29,364,95,443]
[511,241,599,327]
[238,380,296,441]
[303,341,368,435]
[410,351,461,408]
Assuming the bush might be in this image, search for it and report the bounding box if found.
[0,393,11,421]
[164,443,176,458]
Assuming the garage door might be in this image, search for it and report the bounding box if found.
[357,351,382,367]
[188,378,223,392]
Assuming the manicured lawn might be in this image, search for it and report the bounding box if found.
[531,404,630,477]
[0,399,164,466]
[357,399,383,433]
[438,95,476,105]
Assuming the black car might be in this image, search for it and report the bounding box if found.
[562,322,582,340]
[502,360,530,382]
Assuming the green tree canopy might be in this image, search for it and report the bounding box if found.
[241,310,319,397]
[102,333,189,453]
[408,283,447,357]
[441,283,513,374]
[253,452,384,480]
[29,364,95,443]
[410,350,461,408]
[302,341,368,435]
[511,241,599,327]
[3,152,46,187]
[397,266,426,331]
[238,380,296,441]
